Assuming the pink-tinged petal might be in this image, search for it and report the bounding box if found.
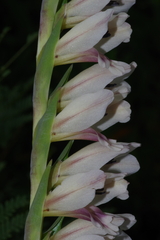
[71,128,108,143]
[93,100,131,132]
[92,175,129,206]
[44,170,106,211]
[105,0,136,14]
[60,61,131,106]
[55,48,110,67]
[73,206,125,236]
[53,207,135,239]
[51,218,107,240]
[55,48,98,65]
[59,140,129,176]
[97,22,132,53]
[56,10,113,56]
[66,0,110,17]
[52,89,114,134]
[51,127,107,142]
[89,206,124,233]
[60,63,115,108]
[76,236,105,240]
[55,48,102,66]
[103,154,140,175]
[60,64,118,101]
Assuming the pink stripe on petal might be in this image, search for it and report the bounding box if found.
[56,10,113,56]
[44,170,106,211]
[52,90,114,134]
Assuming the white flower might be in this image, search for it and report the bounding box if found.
[96,13,132,53]
[60,60,132,109]
[55,10,113,65]
[44,170,106,212]
[93,100,131,132]
[58,140,129,177]
[49,210,136,240]
[51,90,114,141]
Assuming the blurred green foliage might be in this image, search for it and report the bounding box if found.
[0,0,160,239]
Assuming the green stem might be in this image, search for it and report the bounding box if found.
[30,90,60,205]
[37,0,60,57]
[33,16,63,133]
[24,162,52,240]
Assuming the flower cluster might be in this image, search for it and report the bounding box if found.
[42,0,139,239]
[40,0,139,240]
[44,140,140,239]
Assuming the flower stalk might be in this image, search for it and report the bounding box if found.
[24,0,140,240]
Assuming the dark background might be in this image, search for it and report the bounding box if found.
[0,0,160,239]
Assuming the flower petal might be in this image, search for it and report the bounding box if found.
[103,154,140,175]
[76,235,105,240]
[73,206,125,236]
[118,214,136,230]
[51,218,107,240]
[51,127,107,142]
[60,64,118,102]
[66,0,110,17]
[59,140,129,176]
[93,100,131,132]
[52,89,114,134]
[111,61,137,84]
[109,13,129,29]
[60,61,131,107]
[108,60,132,76]
[44,170,106,211]
[92,176,129,206]
[97,22,132,53]
[107,81,131,105]
[56,10,113,56]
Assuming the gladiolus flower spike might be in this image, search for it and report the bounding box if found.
[24,1,140,240]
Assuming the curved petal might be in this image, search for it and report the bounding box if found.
[118,214,136,230]
[73,206,125,236]
[108,60,132,76]
[59,140,129,176]
[92,176,129,206]
[60,60,131,106]
[76,235,105,240]
[97,22,132,53]
[103,154,140,175]
[51,218,107,240]
[66,0,110,17]
[52,89,114,134]
[60,64,119,102]
[51,127,107,142]
[93,100,131,132]
[107,81,131,105]
[54,48,106,66]
[44,170,106,211]
[111,61,137,85]
[56,10,113,56]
